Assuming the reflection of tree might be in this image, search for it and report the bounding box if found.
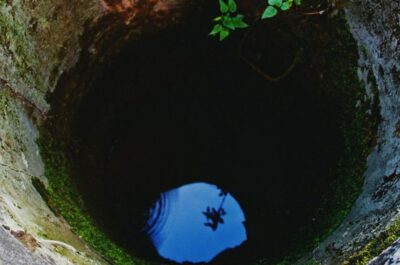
[202,189,228,231]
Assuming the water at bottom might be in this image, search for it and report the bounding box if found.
[143,182,247,264]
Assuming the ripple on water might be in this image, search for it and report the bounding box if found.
[144,182,247,264]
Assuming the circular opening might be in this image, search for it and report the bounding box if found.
[42,8,375,265]
[71,20,345,264]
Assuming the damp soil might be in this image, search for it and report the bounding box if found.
[64,14,364,265]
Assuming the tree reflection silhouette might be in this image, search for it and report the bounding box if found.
[203,190,228,231]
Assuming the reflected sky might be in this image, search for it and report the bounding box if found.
[144,182,247,263]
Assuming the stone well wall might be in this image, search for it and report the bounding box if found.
[0,0,399,264]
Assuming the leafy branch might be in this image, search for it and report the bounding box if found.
[210,0,302,40]
[210,0,249,41]
[262,0,302,19]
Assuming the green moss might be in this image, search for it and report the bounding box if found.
[37,129,149,265]
[0,3,42,90]
[32,9,378,265]
[55,244,99,265]
[253,13,377,265]
[31,177,60,215]
[343,217,400,265]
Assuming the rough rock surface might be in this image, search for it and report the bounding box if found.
[0,227,51,265]
[0,0,181,263]
[299,1,400,264]
[0,0,110,262]
[368,239,400,265]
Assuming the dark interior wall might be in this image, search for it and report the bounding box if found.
[65,12,362,264]
[309,1,400,264]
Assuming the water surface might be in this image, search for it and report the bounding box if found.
[144,182,247,263]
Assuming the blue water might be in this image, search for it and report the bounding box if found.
[144,182,247,264]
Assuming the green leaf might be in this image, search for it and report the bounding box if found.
[268,0,282,7]
[219,0,229,13]
[294,0,301,5]
[232,15,248,28]
[209,24,223,36]
[213,16,222,22]
[235,14,245,20]
[280,2,291,10]
[262,6,278,19]
[222,17,236,30]
[228,0,237,12]
[235,21,249,28]
[219,28,230,41]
